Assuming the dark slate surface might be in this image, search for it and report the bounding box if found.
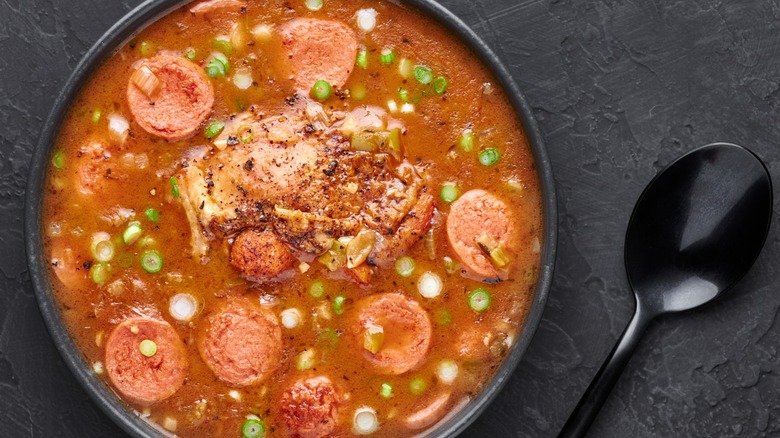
[2,0,779,436]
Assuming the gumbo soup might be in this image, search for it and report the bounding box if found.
[43,0,543,436]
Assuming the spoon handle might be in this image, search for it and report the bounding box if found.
[558,299,655,438]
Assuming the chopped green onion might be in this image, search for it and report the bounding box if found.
[443,256,460,275]
[51,150,65,169]
[242,417,266,438]
[237,125,254,143]
[395,256,416,277]
[380,48,395,65]
[311,79,332,101]
[170,177,180,199]
[138,235,157,248]
[433,76,448,94]
[379,382,393,399]
[94,240,115,263]
[409,377,427,395]
[413,66,433,84]
[296,348,316,370]
[433,308,452,326]
[459,129,474,152]
[145,207,160,222]
[139,40,154,57]
[91,109,102,124]
[468,288,491,312]
[478,148,501,166]
[185,49,196,60]
[206,54,228,78]
[205,121,225,139]
[309,280,325,299]
[398,87,409,102]
[333,295,347,315]
[439,183,459,203]
[351,83,367,101]
[398,58,413,79]
[317,328,340,349]
[356,48,368,69]
[90,262,110,284]
[212,39,233,55]
[140,250,163,274]
[305,0,323,11]
[139,339,157,357]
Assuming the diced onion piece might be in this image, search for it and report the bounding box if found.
[92,361,104,375]
[356,8,378,32]
[94,239,115,263]
[95,331,104,347]
[363,324,384,354]
[436,360,459,385]
[169,293,198,322]
[130,65,160,98]
[398,58,413,79]
[162,416,177,432]
[305,0,323,11]
[417,272,442,298]
[532,237,541,254]
[387,100,398,113]
[228,389,241,401]
[91,231,111,257]
[346,230,376,268]
[296,348,316,370]
[298,262,310,273]
[229,22,248,52]
[400,103,415,113]
[353,406,379,435]
[233,71,253,90]
[280,308,302,329]
[250,23,274,42]
[107,114,130,145]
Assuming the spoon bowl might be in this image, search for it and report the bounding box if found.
[560,143,773,438]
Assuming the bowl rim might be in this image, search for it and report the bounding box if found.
[24,0,558,437]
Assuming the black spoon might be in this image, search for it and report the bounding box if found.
[559,143,773,438]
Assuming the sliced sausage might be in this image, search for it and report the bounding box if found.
[230,228,296,282]
[189,0,245,16]
[127,54,214,141]
[50,242,88,290]
[279,376,342,438]
[104,318,188,405]
[446,189,516,280]
[197,299,282,386]
[352,293,432,375]
[280,18,358,91]
[76,142,112,196]
[404,391,452,430]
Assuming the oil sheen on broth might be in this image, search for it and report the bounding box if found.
[43,0,543,436]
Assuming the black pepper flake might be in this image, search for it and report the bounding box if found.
[304,124,315,134]
[236,185,248,196]
[227,136,239,146]
[243,159,254,171]
[323,160,338,176]
[240,6,247,13]
[83,261,92,270]
[149,101,155,106]
[181,162,189,168]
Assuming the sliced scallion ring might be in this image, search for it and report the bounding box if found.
[433,76,448,94]
[311,79,332,101]
[205,121,225,139]
[139,339,157,357]
[439,183,459,203]
[141,250,163,274]
[123,221,143,245]
[468,288,491,312]
[413,65,433,84]
[395,256,416,277]
[242,416,266,438]
[380,48,395,65]
[305,0,323,11]
[51,150,65,169]
[479,148,501,166]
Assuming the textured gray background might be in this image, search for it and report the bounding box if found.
[2,0,780,437]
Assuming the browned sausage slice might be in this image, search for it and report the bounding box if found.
[189,0,245,16]
[404,391,452,430]
[280,18,358,91]
[353,293,432,375]
[230,228,296,282]
[279,376,342,438]
[76,142,112,196]
[104,318,188,405]
[197,299,282,386]
[126,54,214,141]
[446,189,516,280]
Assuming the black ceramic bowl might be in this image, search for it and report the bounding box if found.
[25,1,557,436]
